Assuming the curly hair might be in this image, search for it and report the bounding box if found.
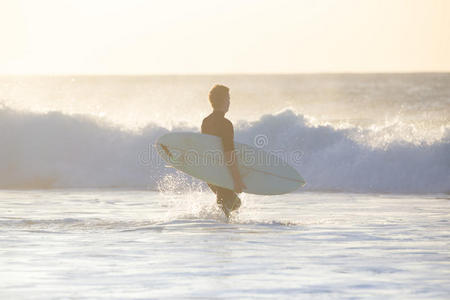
[209,84,229,109]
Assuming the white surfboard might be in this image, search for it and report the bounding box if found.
[156,132,305,195]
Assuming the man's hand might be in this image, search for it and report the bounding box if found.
[225,150,246,193]
[234,179,247,194]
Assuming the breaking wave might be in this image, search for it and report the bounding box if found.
[0,107,448,193]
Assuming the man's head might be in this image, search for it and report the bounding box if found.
[209,84,230,112]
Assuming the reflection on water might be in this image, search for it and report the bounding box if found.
[1,189,449,298]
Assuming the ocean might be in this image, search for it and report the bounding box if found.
[0,74,449,298]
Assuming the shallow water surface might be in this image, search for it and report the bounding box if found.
[1,190,449,299]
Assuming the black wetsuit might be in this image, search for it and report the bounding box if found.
[201,110,241,213]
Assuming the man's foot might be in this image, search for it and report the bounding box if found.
[217,195,240,219]
[221,205,231,219]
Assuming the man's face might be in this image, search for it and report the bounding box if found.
[214,92,230,112]
[223,93,230,112]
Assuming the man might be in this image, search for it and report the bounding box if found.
[201,84,246,217]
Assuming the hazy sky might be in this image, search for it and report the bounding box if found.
[1,0,449,74]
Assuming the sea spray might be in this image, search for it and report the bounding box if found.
[1,107,448,193]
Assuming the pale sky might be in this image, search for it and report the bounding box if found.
[1,0,449,74]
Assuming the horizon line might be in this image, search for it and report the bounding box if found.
[1,71,450,77]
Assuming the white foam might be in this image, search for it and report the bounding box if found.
[0,107,448,193]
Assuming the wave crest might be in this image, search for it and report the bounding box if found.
[0,107,448,193]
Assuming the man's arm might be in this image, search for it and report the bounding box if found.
[222,120,246,193]
[225,150,246,193]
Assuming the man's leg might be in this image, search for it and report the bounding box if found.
[219,188,241,212]
[207,184,241,216]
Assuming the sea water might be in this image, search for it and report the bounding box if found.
[1,190,449,299]
[0,74,449,298]
[0,74,449,193]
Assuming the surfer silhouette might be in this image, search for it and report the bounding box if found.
[201,84,246,217]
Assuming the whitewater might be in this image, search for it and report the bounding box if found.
[0,106,448,193]
[0,74,449,298]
